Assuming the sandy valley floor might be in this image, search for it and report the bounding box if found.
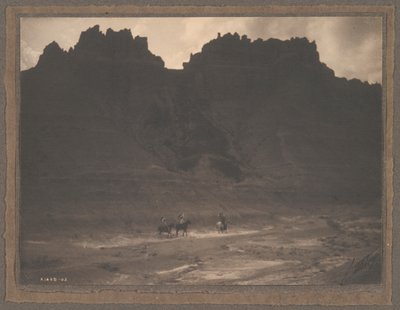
[19,209,381,287]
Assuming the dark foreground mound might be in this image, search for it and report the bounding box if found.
[342,249,382,284]
[312,249,382,285]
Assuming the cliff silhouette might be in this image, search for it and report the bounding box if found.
[20,26,382,226]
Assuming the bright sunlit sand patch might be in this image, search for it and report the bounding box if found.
[75,228,262,249]
[75,234,167,249]
[156,264,198,275]
[108,273,130,285]
[291,238,322,247]
[319,256,351,271]
[25,240,49,245]
[180,259,299,282]
[188,229,259,239]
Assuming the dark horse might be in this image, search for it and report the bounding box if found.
[175,220,191,237]
[216,221,227,233]
[158,223,175,237]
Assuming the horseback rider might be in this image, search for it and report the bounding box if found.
[160,216,168,228]
[218,212,226,224]
[178,212,185,224]
[218,212,227,228]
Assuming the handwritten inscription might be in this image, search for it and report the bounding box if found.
[40,277,67,283]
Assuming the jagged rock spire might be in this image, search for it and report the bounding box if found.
[36,41,67,68]
[36,25,164,68]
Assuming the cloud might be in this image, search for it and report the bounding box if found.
[20,17,382,83]
[20,40,41,70]
[242,17,382,83]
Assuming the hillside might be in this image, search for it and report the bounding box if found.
[19,26,383,234]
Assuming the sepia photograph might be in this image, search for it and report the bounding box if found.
[17,15,386,288]
[2,3,396,305]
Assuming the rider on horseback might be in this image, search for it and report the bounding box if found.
[218,212,226,225]
[159,216,174,237]
[218,212,228,230]
[161,216,168,228]
[178,212,185,224]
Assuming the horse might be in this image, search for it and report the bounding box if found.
[158,223,175,238]
[216,221,227,233]
[175,220,191,237]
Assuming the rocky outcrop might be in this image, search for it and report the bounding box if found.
[20,27,382,209]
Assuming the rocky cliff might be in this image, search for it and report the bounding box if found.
[20,26,382,225]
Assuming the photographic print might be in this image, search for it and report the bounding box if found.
[18,15,384,286]
[3,4,394,305]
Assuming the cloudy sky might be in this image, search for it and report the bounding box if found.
[20,17,382,83]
